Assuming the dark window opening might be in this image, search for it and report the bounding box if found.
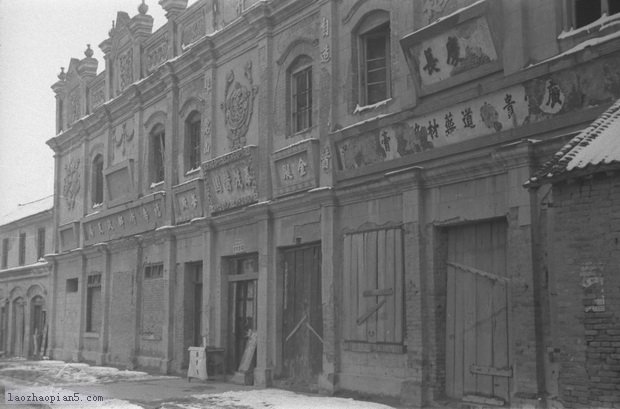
[292,67,312,133]
[361,23,390,105]
[186,112,201,172]
[37,228,46,260]
[86,274,102,333]
[575,0,601,27]
[66,278,79,292]
[151,124,165,184]
[145,263,164,279]
[1,238,8,269]
[18,233,26,266]
[92,154,104,206]
[609,0,620,14]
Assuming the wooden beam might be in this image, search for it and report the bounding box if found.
[469,364,513,377]
[356,299,387,325]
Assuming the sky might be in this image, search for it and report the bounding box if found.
[0,0,191,218]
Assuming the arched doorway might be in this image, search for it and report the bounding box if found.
[30,296,46,357]
[11,297,25,357]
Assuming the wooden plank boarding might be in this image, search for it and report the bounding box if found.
[366,231,378,343]
[363,288,393,297]
[356,299,387,325]
[343,235,352,339]
[445,264,456,397]
[385,229,396,343]
[470,364,513,378]
[376,229,386,343]
[356,233,366,341]
[394,229,403,343]
[475,275,494,396]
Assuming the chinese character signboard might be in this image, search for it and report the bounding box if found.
[401,1,501,95]
[83,194,165,246]
[336,85,528,171]
[271,139,319,197]
[173,179,204,224]
[202,146,258,214]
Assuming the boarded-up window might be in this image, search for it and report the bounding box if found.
[86,274,102,333]
[142,263,164,339]
[342,228,403,344]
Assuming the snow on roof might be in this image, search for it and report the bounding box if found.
[526,98,620,186]
[0,196,53,227]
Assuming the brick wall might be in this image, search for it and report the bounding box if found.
[551,175,620,407]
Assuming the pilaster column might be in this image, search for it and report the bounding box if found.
[319,192,339,393]
[201,222,215,345]
[162,232,177,374]
[254,207,274,386]
[131,237,144,369]
[98,244,111,365]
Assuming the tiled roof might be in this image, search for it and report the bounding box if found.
[526,99,620,187]
[0,196,53,227]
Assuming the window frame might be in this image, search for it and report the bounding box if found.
[1,238,8,269]
[569,0,620,28]
[150,124,166,184]
[291,65,313,134]
[185,111,202,173]
[144,263,164,280]
[86,273,102,333]
[18,233,26,266]
[355,11,391,108]
[37,227,46,260]
[91,154,104,207]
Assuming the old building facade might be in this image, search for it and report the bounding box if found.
[0,197,53,358]
[45,0,620,407]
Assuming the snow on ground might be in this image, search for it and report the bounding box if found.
[177,389,395,409]
[0,360,169,385]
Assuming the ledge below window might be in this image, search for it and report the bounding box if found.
[83,332,100,339]
[343,340,406,354]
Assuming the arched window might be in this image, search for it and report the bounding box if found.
[92,154,104,206]
[185,111,201,172]
[288,55,313,134]
[151,124,166,183]
[355,11,391,106]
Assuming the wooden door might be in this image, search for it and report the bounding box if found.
[445,220,511,404]
[282,244,322,386]
[30,296,45,357]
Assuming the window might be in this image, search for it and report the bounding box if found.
[292,66,312,133]
[86,274,102,332]
[573,0,620,27]
[342,228,403,344]
[18,233,26,266]
[37,228,46,260]
[92,154,104,206]
[185,112,201,172]
[66,278,78,292]
[151,124,166,184]
[355,11,391,106]
[1,238,8,269]
[145,263,164,279]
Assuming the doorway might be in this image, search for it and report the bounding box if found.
[281,243,322,388]
[444,219,511,404]
[183,262,203,368]
[30,296,46,357]
[226,254,258,372]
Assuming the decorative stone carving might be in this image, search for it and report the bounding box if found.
[320,145,331,173]
[118,48,133,92]
[68,91,81,124]
[220,62,259,151]
[62,158,81,210]
[91,86,106,109]
[202,145,258,213]
[113,121,135,158]
[181,16,206,49]
[147,34,169,73]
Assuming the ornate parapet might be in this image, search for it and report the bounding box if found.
[172,178,204,224]
[83,192,166,246]
[202,145,258,214]
[271,139,320,197]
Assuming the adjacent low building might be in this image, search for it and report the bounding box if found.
[0,197,53,358]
